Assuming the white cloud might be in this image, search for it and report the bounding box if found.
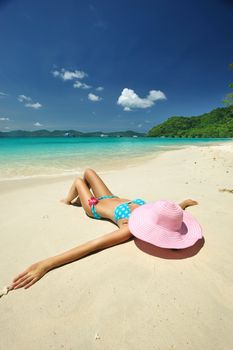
[4,126,10,130]
[73,80,92,89]
[0,117,10,121]
[52,67,104,95]
[117,88,166,111]
[137,124,142,128]
[18,95,42,109]
[88,93,102,102]
[52,68,87,81]
[52,70,60,78]
[0,92,8,97]
[96,86,104,91]
[18,94,31,102]
[33,122,43,127]
[26,102,42,109]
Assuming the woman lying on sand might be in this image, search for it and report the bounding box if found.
[11,168,202,290]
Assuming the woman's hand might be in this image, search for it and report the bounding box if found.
[179,199,198,210]
[11,261,49,290]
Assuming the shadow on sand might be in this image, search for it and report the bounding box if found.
[134,237,205,260]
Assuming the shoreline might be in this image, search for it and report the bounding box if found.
[0,138,232,183]
[0,145,184,193]
[0,140,232,191]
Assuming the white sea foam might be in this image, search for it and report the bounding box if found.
[0,137,231,181]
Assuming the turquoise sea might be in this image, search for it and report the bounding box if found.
[0,137,231,181]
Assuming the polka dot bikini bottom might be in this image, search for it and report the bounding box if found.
[114,198,146,222]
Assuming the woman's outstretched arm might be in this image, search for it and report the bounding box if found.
[11,225,133,290]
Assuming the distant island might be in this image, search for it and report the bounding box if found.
[0,130,145,138]
[148,106,233,138]
[1,106,232,138]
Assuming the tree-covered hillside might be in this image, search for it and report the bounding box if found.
[147,106,233,138]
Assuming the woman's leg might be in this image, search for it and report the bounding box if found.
[62,177,95,216]
[61,177,87,205]
[83,168,114,198]
[61,168,113,205]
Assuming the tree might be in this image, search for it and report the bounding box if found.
[223,63,233,106]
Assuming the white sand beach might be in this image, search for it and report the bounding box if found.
[0,142,233,350]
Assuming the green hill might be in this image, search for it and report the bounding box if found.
[147,106,233,138]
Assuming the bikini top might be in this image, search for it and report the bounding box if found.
[114,198,146,222]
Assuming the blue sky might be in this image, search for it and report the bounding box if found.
[0,0,232,132]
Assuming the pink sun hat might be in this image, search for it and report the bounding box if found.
[128,200,203,249]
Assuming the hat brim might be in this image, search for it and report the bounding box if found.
[128,203,203,249]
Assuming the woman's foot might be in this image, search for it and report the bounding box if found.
[71,197,82,206]
[60,197,82,206]
[60,198,71,205]
[180,199,198,210]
